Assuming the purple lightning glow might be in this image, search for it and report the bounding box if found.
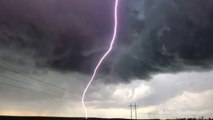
[81,0,119,118]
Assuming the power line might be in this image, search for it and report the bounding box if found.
[129,103,138,119]
[129,104,133,119]
[134,103,138,120]
[1,81,73,110]
[0,65,73,93]
[0,74,62,95]
[0,81,75,108]
[0,81,61,98]
[0,78,74,100]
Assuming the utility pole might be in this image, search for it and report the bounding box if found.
[134,103,138,120]
[129,104,133,119]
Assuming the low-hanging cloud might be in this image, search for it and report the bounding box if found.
[114,0,213,80]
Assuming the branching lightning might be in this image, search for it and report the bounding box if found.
[81,0,119,119]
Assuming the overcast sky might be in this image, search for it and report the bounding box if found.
[0,0,213,119]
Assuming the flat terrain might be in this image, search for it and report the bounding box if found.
[0,116,208,120]
[0,116,135,120]
[0,116,162,120]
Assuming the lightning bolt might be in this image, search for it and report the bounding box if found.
[81,0,119,119]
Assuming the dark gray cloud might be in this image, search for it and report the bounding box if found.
[114,0,213,80]
[0,0,123,73]
[0,0,213,82]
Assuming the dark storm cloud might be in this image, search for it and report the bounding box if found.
[0,0,213,81]
[0,0,119,74]
[113,0,213,80]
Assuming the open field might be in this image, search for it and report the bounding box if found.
[0,116,160,120]
[0,116,212,120]
[0,116,130,120]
